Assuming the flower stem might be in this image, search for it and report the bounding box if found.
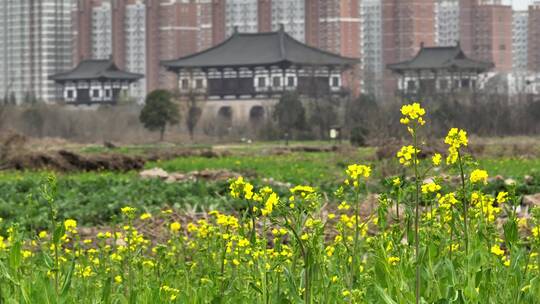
[457,150,468,253]
[412,128,421,304]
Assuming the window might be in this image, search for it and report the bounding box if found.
[407,80,416,90]
[195,79,203,89]
[439,79,448,90]
[257,77,266,88]
[66,90,74,99]
[272,76,281,87]
[104,89,112,99]
[181,79,189,90]
[92,89,100,98]
[331,76,340,87]
[287,76,295,87]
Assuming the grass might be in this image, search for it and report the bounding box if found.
[479,158,540,178]
[146,150,375,185]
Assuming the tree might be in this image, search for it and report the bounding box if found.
[8,92,16,105]
[185,92,202,141]
[23,91,38,105]
[139,90,180,141]
[273,91,306,140]
[308,98,338,139]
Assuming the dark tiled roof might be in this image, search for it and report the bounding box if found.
[162,28,359,70]
[50,59,143,82]
[387,45,494,72]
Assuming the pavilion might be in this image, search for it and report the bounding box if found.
[387,42,494,96]
[50,59,143,105]
[162,26,359,99]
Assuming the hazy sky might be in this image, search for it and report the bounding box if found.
[507,0,536,10]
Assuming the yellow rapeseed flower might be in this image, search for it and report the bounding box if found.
[496,192,508,204]
[121,206,137,214]
[261,192,278,216]
[400,103,426,126]
[432,153,442,166]
[532,226,540,238]
[421,182,441,194]
[170,222,181,233]
[38,231,48,239]
[392,177,401,187]
[388,256,400,266]
[140,213,152,220]
[64,219,77,233]
[114,275,123,284]
[444,128,468,165]
[470,169,488,185]
[490,244,504,256]
[345,164,371,180]
[396,145,420,167]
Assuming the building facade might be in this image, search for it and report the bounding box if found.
[0,0,74,103]
[269,0,305,42]
[225,0,259,35]
[513,11,528,71]
[361,0,383,97]
[91,1,112,60]
[459,0,513,72]
[435,0,459,47]
[528,1,540,72]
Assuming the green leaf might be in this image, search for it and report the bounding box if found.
[503,219,518,247]
[60,259,76,297]
[249,282,263,295]
[9,241,22,269]
[52,224,65,245]
[101,277,112,303]
[375,285,398,304]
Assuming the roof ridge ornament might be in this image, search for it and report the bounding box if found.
[278,24,286,60]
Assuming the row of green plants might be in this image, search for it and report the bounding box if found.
[0,103,538,303]
[0,173,231,230]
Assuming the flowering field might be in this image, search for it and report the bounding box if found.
[0,104,540,303]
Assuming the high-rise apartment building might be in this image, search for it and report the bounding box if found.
[361,0,382,97]
[0,0,74,103]
[512,11,528,71]
[197,0,214,51]
[222,0,305,42]
[269,0,305,42]
[307,0,361,57]
[382,0,435,94]
[528,1,540,72]
[435,0,459,46]
[125,1,146,101]
[225,0,258,36]
[146,0,198,92]
[459,0,513,72]
[91,1,112,60]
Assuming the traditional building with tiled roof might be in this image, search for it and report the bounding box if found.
[162,26,359,99]
[50,59,143,105]
[387,42,494,96]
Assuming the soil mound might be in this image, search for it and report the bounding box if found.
[5,150,145,172]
